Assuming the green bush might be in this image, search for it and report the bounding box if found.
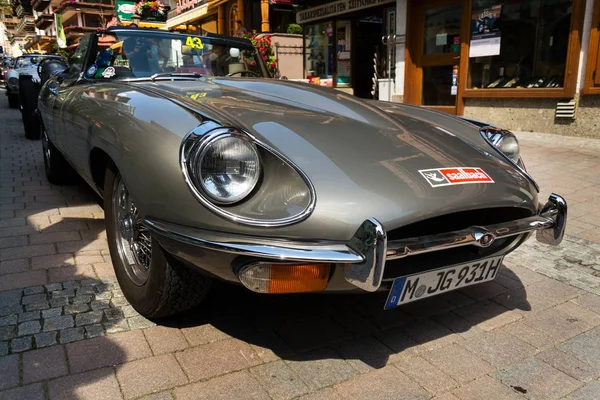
[286,24,302,35]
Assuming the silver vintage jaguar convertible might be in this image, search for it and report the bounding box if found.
[37,27,567,318]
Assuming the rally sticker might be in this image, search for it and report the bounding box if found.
[102,66,116,78]
[419,167,494,187]
[86,64,98,78]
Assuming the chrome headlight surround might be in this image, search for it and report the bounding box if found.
[181,121,316,227]
[7,77,18,90]
[480,126,538,191]
[186,130,261,205]
[485,129,520,163]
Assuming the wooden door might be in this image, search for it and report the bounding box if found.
[406,0,464,114]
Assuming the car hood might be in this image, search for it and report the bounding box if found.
[132,78,539,237]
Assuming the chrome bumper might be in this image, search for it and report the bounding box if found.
[145,194,567,293]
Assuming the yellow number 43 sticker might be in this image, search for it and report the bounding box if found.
[186,36,204,50]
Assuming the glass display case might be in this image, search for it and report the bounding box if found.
[304,22,334,87]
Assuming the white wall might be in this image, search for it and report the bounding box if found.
[394,0,407,98]
[577,0,596,93]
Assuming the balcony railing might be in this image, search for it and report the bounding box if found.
[15,15,34,32]
[54,1,115,15]
[63,25,98,38]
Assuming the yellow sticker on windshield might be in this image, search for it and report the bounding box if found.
[186,36,204,50]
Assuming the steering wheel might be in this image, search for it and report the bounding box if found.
[226,70,260,77]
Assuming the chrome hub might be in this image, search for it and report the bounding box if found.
[112,175,152,286]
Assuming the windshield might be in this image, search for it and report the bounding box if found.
[15,57,40,68]
[91,30,270,79]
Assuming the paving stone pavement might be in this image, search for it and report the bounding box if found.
[1,88,600,399]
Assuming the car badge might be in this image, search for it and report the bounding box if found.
[86,64,98,78]
[419,167,494,187]
[477,233,496,247]
[102,66,116,78]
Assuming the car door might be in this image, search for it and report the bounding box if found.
[50,35,93,162]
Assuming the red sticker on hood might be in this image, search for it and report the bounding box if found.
[419,167,494,187]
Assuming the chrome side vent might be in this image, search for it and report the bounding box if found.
[555,100,577,119]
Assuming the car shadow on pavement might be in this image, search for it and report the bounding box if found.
[159,266,532,369]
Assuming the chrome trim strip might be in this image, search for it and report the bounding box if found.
[145,218,363,263]
[180,123,317,227]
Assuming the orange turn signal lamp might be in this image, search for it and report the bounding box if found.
[238,263,331,294]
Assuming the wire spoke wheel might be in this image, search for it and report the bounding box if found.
[112,174,151,286]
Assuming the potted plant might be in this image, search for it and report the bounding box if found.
[134,0,168,21]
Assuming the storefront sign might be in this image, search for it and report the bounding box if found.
[469,5,502,58]
[176,0,206,15]
[296,0,395,24]
[116,0,136,21]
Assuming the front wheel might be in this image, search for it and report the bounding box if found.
[42,126,76,185]
[104,166,211,318]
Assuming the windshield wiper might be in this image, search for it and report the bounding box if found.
[150,72,203,81]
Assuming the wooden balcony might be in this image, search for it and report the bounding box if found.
[34,13,53,29]
[31,0,50,12]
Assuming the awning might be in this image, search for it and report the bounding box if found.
[166,0,227,29]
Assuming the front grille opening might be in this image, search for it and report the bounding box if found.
[382,207,533,281]
[387,207,533,241]
[382,234,525,281]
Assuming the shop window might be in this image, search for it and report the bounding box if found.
[336,20,351,88]
[305,22,334,86]
[424,4,461,55]
[467,0,572,90]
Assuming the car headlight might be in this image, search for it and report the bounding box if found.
[186,132,261,204]
[181,124,315,226]
[483,129,520,163]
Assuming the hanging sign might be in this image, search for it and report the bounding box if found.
[297,0,395,24]
[116,0,136,21]
[177,0,206,15]
[469,5,503,58]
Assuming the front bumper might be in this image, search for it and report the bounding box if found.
[145,193,567,292]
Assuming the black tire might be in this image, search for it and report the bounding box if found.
[19,76,41,140]
[7,93,18,108]
[104,165,211,318]
[41,124,76,185]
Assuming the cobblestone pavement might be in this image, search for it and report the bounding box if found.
[1,89,600,400]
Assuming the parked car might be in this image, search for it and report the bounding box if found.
[37,27,567,318]
[5,53,67,138]
[1,57,13,81]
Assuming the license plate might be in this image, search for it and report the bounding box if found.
[384,255,504,310]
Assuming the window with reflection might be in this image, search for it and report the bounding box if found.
[468,0,572,89]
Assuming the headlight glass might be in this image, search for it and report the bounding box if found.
[190,134,261,204]
[486,130,520,163]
